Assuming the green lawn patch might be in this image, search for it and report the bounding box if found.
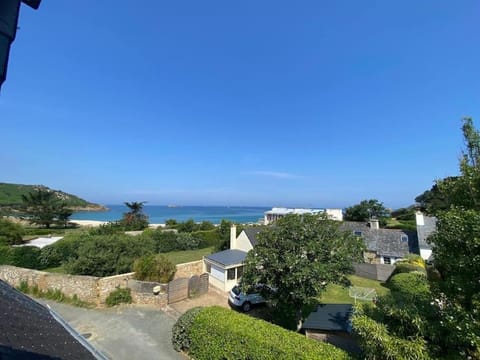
[320,275,390,304]
[162,246,214,265]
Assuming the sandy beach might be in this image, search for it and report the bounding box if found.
[70,219,165,228]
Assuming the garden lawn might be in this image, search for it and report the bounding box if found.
[320,275,390,304]
[162,246,214,265]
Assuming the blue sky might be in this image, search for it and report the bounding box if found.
[1,1,479,208]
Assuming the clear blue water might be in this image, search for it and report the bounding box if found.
[71,205,269,224]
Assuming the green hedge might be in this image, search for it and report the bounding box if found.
[181,306,350,360]
[172,307,203,352]
[192,230,221,248]
[391,262,426,277]
[0,246,44,269]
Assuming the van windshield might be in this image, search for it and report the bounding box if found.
[232,286,241,295]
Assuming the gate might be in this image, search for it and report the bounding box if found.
[168,278,188,304]
[188,273,209,298]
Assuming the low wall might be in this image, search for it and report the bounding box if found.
[0,266,166,307]
[353,263,394,282]
[175,260,204,279]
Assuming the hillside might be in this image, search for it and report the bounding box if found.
[0,183,106,211]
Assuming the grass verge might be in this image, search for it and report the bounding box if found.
[162,246,214,265]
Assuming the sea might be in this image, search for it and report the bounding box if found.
[70,205,269,224]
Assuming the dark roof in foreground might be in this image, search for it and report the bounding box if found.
[302,304,353,332]
[0,279,98,360]
[205,249,247,267]
[242,227,264,247]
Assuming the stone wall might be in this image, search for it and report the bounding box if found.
[0,266,166,307]
[174,260,204,279]
[353,263,395,282]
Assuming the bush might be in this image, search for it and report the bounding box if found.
[388,272,431,301]
[155,231,179,252]
[175,232,200,250]
[179,306,350,360]
[0,218,25,246]
[105,287,132,307]
[133,254,176,283]
[391,262,426,277]
[64,233,157,277]
[193,230,221,249]
[172,307,203,352]
[9,246,43,269]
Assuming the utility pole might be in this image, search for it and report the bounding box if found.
[0,0,41,91]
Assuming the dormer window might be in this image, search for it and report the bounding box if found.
[354,231,362,237]
[401,235,408,242]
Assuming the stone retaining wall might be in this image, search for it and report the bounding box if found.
[0,266,166,307]
[174,260,204,279]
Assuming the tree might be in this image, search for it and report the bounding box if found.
[0,218,25,245]
[241,213,364,331]
[121,201,149,230]
[344,199,390,226]
[21,189,71,228]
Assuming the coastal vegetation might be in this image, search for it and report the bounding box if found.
[353,118,480,358]
[133,254,176,283]
[241,213,364,331]
[172,306,350,360]
[20,188,73,228]
[0,182,104,211]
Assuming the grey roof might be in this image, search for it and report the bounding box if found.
[416,214,437,250]
[341,222,418,258]
[242,227,264,247]
[302,304,353,332]
[205,249,247,267]
[0,280,97,360]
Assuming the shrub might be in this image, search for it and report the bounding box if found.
[388,272,431,301]
[105,287,132,307]
[193,230,221,249]
[391,262,426,277]
[179,306,350,360]
[172,307,203,352]
[0,218,25,246]
[133,254,176,283]
[9,246,43,269]
[175,232,200,250]
[155,231,179,252]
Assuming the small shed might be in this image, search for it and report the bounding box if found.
[302,304,360,353]
[204,249,247,291]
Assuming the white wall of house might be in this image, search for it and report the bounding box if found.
[233,232,254,252]
[204,260,244,292]
[380,256,401,265]
[420,248,432,261]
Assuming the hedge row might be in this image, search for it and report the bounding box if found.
[173,306,351,360]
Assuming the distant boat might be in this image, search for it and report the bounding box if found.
[167,204,182,208]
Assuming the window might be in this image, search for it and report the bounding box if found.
[401,235,408,242]
[206,263,211,273]
[383,257,391,265]
[236,266,244,279]
[227,268,236,280]
[354,231,362,237]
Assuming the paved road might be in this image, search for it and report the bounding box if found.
[43,301,184,360]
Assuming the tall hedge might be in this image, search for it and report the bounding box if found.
[180,306,350,360]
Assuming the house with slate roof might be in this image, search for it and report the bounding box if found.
[341,219,419,265]
[415,211,436,261]
[0,279,105,360]
[204,226,262,291]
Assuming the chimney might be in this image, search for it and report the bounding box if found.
[230,225,237,249]
[369,218,379,230]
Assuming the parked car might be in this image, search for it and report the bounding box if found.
[228,284,269,312]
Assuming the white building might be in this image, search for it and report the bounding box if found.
[264,207,343,224]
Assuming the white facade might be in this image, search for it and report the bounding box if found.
[264,207,343,224]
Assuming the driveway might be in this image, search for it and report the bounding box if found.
[42,301,184,360]
[168,288,229,317]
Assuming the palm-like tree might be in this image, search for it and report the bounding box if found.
[122,201,149,230]
[124,201,146,216]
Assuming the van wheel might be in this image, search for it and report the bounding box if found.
[242,302,251,312]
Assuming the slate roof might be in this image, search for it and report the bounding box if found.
[0,279,99,360]
[302,304,353,332]
[341,222,418,258]
[242,227,263,247]
[416,214,437,251]
[205,249,247,267]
